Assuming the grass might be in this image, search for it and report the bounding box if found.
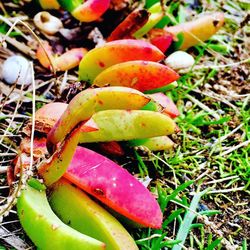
[130,0,249,248]
[0,0,249,249]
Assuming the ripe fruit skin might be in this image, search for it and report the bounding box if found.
[41,0,110,22]
[64,146,163,228]
[50,178,139,250]
[17,185,105,250]
[93,60,179,92]
[166,12,225,50]
[129,136,174,151]
[133,3,163,38]
[36,42,87,71]
[47,87,150,149]
[149,29,173,53]
[148,93,180,118]
[71,0,110,22]
[107,9,149,41]
[78,110,176,143]
[40,109,175,186]
[78,39,164,82]
[39,0,60,9]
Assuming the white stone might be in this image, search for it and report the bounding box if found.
[165,51,195,70]
[2,55,32,85]
[34,11,63,35]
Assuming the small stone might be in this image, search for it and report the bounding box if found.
[34,11,63,35]
[204,83,212,89]
[165,51,195,70]
[3,211,9,217]
[185,101,193,109]
[2,55,32,85]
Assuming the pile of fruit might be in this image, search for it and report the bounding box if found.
[3,0,224,249]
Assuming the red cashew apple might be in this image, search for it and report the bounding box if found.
[69,0,110,22]
[40,109,176,185]
[149,29,174,53]
[93,60,179,92]
[64,146,163,228]
[47,87,150,151]
[38,0,110,22]
[165,12,225,50]
[148,92,180,118]
[107,9,150,41]
[50,178,139,250]
[36,42,87,71]
[78,39,165,82]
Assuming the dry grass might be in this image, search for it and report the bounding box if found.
[0,0,249,249]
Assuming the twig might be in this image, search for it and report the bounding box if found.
[0,153,16,157]
[179,57,250,73]
[186,94,220,120]
[185,87,241,114]
[60,70,68,94]
[1,18,56,76]
[207,186,245,194]
[0,77,25,145]
[2,79,51,105]
[0,114,30,119]
[219,139,250,156]
[0,34,35,57]
[0,14,31,41]
[211,124,244,147]
[0,226,29,250]
[205,175,239,185]
[29,61,35,172]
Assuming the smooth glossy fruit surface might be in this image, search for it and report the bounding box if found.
[133,3,163,38]
[71,0,110,22]
[149,93,180,118]
[79,39,164,82]
[166,12,224,50]
[129,136,174,151]
[93,61,179,92]
[149,28,173,53]
[78,110,176,143]
[39,0,60,9]
[47,87,150,149]
[50,179,138,250]
[17,185,105,250]
[40,109,175,185]
[64,146,163,228]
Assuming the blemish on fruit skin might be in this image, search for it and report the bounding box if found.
[131,77,138,86]
[93,188,105,196]
[98,99,104,105]
[51,223,60,230]
[213,19,220,27]
[99,61,105,67]
[143,47,153,55]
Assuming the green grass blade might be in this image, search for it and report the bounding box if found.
[172,189,208,250]
[205,238,222,250]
